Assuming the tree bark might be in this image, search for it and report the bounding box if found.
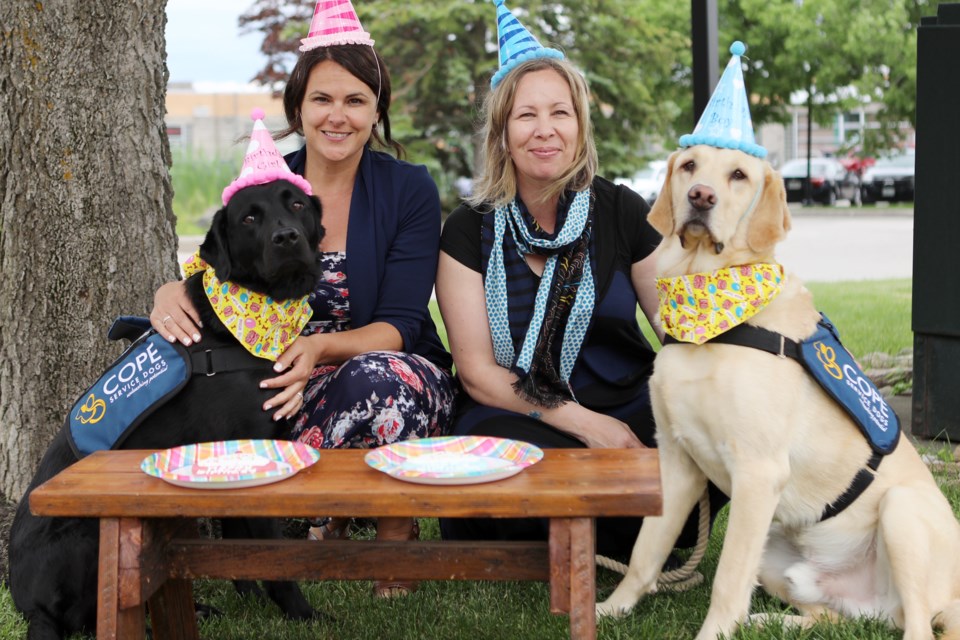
[0,1,178,500]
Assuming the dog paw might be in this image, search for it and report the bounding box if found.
[596,599,633,618]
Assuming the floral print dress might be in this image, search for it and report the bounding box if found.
[291,252,456,449]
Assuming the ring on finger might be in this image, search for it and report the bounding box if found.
[161,315,172,325]
[296,391,304,401]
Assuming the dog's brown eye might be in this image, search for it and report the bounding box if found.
[291,201,305,211]
[681,160,695,172]
[732,169,747,181]
[243,215,256,224]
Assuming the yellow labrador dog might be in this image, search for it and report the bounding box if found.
[597,145,960,640]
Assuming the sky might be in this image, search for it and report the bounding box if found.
[165,0,267,85]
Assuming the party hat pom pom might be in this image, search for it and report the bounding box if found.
[730,41,746,56]
[251,108,265,121]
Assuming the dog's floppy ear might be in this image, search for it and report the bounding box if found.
[198,206,232,281]
[647,151,678,237]
[746,166,793,253]
[308,194,326,248]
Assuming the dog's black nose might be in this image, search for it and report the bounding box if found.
[688,184,717,211]
[272,227,302,247]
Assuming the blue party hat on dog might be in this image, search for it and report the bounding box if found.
[679,41,767,159]
[490,0,564,89]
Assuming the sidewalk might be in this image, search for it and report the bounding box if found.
[178,235,203,264]
[777,211,913,282]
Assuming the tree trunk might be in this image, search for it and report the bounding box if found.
[0,1,178,501]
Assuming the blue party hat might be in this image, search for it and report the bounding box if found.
[679,41,767,159]
[490,0,564,89]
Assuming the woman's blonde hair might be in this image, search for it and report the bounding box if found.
[468,57,598,208]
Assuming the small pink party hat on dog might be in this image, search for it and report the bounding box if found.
[221,108,314,205]
[299,0,375,51]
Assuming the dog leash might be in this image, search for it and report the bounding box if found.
[596,488,710,592]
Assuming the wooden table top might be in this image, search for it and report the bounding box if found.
[30,447,661,520]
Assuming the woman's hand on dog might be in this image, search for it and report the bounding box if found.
[261,335,318,421]
[151,281,202,346]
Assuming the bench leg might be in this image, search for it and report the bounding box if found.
[148,578,199,640]
[549,519,572,613]
[98,518,147,640]
[568,518,597,640]
[550,518,597,640]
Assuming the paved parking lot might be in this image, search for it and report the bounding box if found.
[778,206,913,282]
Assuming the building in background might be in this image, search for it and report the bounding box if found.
[165,83,301,158]
[758,102,915,168]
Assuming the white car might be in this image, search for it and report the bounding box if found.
[616,160,668,204]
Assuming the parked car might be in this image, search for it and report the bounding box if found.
[616,160,668,204]
[860,152,915,204]
[779,157,860,205]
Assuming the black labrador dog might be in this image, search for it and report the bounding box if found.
[8,179,325,640]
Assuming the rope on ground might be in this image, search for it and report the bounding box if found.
[595,488,710,592]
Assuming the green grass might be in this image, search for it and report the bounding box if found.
[0,281,917,639]
[171,150,243,236]
[805,279,912,358]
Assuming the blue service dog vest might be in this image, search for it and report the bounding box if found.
[66,329,190,458]
[797,314,900,454]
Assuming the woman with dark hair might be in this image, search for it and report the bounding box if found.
[150,0,455,596]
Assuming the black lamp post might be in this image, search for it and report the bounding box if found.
[803,66,815,206]
[691,0,718,124]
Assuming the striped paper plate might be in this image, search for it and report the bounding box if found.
[141,439,320,489]
[364,436,543,485]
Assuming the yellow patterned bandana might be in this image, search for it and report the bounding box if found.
[182,251,312,361]
[657,263,784,345]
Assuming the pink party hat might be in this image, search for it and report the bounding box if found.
[221,108,314,205]
[299,0,375,51]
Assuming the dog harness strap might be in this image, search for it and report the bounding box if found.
[190,346,275,377]
[662,323,801,359]
[665,325,890,522]
[819,451,883,522]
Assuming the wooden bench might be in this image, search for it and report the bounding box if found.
[29,447,661,640]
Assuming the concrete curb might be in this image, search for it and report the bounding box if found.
[788,204,913,218]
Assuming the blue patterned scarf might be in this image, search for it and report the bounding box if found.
[484,189,595,407]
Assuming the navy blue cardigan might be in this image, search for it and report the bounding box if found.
[286,146,451,371]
